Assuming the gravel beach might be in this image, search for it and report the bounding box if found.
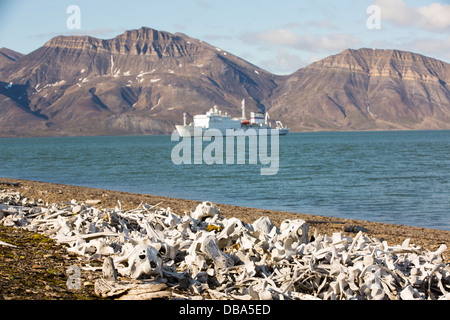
[0,177,449,300]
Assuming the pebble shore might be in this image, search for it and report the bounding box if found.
[0,178,449,300]
[1,178,448,255]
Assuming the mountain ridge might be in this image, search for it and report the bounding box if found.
[0,48,24,69]
[268,47,450,131]
[0,27,449,137]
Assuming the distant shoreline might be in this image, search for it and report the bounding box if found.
[1,177,448,260]
[1,128,450,139]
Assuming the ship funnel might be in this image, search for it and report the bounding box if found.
[183,112,187,126]
[241,99,246,119]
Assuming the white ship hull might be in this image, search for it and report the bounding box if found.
[175,125,289,137]
[175,100,289,138]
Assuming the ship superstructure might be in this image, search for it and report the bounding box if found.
[175,99,289,137]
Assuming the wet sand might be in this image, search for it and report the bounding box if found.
[1,177,448,260]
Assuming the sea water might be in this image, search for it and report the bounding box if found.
[0,130,449,230]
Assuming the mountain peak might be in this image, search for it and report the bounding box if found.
[43,26,201,58]
[0,26,278,137]
[306,47,449,83]
[118,27,172,40]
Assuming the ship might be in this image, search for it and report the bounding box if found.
[175,99,289,137]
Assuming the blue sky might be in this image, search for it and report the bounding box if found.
[1,0,449,74]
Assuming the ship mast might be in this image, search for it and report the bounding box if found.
[265,112,270,125]
[241,99,246,119]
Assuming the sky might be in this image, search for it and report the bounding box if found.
[0,0,449,75]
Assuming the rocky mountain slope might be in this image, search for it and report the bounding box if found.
[0,48,23,69]
[268,48,450,131]
[0,28,449,137]
[0,27,278,136]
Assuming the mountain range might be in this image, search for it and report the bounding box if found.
[0,27,449,137]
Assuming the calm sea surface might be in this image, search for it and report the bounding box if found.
[0,130,449,230]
